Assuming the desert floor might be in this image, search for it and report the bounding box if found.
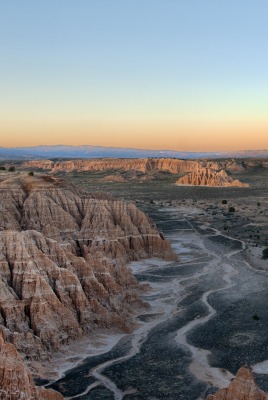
[7,164,268,399]
[44,202,268,399]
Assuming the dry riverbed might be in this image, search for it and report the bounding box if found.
[39,204,268,399]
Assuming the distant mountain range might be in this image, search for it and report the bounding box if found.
[1,145,268,160]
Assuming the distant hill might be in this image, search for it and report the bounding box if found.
[1,145,268,160]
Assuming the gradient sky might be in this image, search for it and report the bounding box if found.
[1,0,268,151]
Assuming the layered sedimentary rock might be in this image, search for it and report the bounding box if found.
[22,158,202,174]
[0,174,175,378]
[0,331,63,400]
[225,160,246,172]
[207,367,268,400]
[176,168,249,187]
[22,157,250,176]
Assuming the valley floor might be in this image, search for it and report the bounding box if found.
[42,204,268,399]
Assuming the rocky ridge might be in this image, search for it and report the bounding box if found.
[100,174,127,182]
[0,173,175,397]
[22,158,202,174]
[207,367,268,400]
[176,167,249,187]
[22,158,248,174]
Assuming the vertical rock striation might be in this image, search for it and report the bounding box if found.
[21,157,248,175]
[0,331,63,400]
[176,167,249,187]
[0,173,175,362]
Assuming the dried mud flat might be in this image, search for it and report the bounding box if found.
[42,202,268,400]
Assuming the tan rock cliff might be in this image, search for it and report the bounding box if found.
[0,174,175,362]
[207,367,268,400]
[22,158,248,177]
[22,158,202,174]
[176,168,249,187]
[0,331,63,400]
[0,173,176,398]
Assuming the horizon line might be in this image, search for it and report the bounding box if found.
[1,144,268,153]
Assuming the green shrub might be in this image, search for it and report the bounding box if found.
[28,171,34,176]
[229,206,235,212]
[0,166,6,170]
[222,200,227,204]
[252,313,260,320]
[8,166,15,172]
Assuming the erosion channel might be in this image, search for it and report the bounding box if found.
[47,204,268,400]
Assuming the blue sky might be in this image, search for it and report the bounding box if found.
[1,1,268,150]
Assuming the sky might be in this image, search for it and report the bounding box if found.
[0,0,268,151]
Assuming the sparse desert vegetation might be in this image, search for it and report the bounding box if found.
[262,247,268,259]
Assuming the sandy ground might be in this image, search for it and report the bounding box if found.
[30,332,126,381]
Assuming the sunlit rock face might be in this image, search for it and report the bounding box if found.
[22,157,249,179]
[0,174,175,362]
[176,167,249,187]
[22,158,202,173]
[207,367,268,400]
[0,331,63,400]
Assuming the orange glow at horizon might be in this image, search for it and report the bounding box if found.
[1,119,268,152]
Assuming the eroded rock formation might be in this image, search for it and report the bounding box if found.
[100,174,126,182]
[22,158,250,178]
[0,331,63,400]
[0,173,175,390]
[22,158,202,174]
[176,167,249,187]
[207,367,268,400]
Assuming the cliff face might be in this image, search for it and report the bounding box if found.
[207,367,268,400]
[22,158,202,174]
[0,331,63,400]
[0,174,175,362]
[176,168,249,187]
[22,158,250,177]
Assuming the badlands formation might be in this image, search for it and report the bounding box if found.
[176,167,249,187]
[21,158,249,187]
[22,158,202,174]
[0,173,175,399]
[0,332,63,400]
[22,157,246,175]
[207,367,268,400]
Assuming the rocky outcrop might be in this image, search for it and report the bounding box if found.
[22,158,202,174]
[0,331,63,400]
[176,168,249,187]
[0,174,175,363]
[0,173,176,397]
[225,160,246,173]
[22,157,250,176]
[100,174,126,182]
[207,367,268,400]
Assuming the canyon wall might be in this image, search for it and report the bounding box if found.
[21,158,251,177]
[0,332,63,400]
[0,173,175,398]
[22,158,202,173]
